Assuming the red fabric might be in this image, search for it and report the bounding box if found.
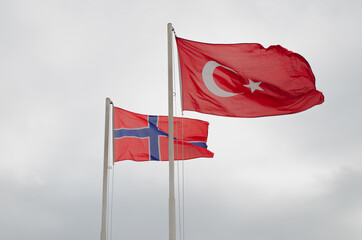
[176,37,324,117]
[113,107,214,161]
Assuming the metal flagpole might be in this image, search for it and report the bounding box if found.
[100,97,112,240]
[167,23,176,240]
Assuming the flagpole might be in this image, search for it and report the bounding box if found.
[100,97,112,240]
[167,23,176,240]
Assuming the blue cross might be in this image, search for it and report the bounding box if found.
[114,116,209,161]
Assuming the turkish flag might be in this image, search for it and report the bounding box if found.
[176,37,324,117]
[113,107,214,161]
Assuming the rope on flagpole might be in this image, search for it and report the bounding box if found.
[172,28,185,240]
[179,40,185,240]
[172,31,182,240]
[178,35,185,240]
[108,102,115,240]
[172,28,186,240]
[108,163,115,240]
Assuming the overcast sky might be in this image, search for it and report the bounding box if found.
[1,0,362,240]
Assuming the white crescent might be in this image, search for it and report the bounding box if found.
[202,61,243,97]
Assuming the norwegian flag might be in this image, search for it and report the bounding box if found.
[113,107,214,161]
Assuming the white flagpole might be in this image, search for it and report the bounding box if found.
[167,23,176,240]
[100,97,112,240]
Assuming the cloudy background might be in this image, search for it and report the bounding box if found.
[1,0,362,239]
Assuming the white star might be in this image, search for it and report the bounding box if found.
[244,79,264,93]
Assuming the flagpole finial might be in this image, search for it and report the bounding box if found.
[106,97,113,105]
[167,23,174,32]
